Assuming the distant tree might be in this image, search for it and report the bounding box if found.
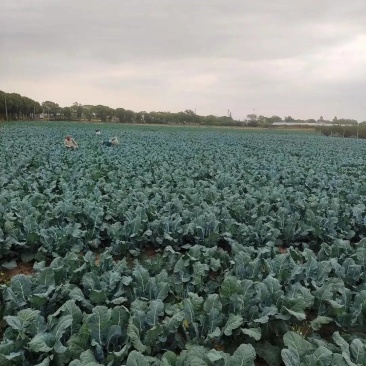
[247,114,257,122]
[93,105,114,122]
[0,90,6,119]
[21,97,41,119]
[71,102,83,120]
[82,105,94,121]
[135,112,144,124]
[115,108,127,123]
[337,118,358,125]
[257,115,266,123]
[125,110,135,123]
[284,116,295,122]
[63,107,72,120]
[115,108,135,123]
[183,109,199,123]
[266,115,282,123]
[42,101,60,120]
[7,93,23,119]
[0,91,41,120]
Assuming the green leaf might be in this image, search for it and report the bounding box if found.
[110,306,129,328]
[127,320,147,353]
[69,349,103,365]
[121,276,133,286]
[163,310,184,333]
[82,272,98,290]
[220,276,243,299]
[86,306,111,346]
[313,282,333,303]
[38,268,55,286]
[229,344,256,366]
[132,265,150,297]
[111,296,128,305]
[106,325,122,349]
[283,331,314,358]
[223,314,243,336]
[34,357,51,366]
[203,293,222,313]
[281,348,300,366]
[126,350,149,366]
[242,327,261,341]
[310,316,333,331]
[304,346,333,366]
[333,332,350,356]
[254,306,278,324]
[208,327,221,338]
[21,252,35,263]
[161,350,177,365]
[263,276,283,298]
[4,316,23,330]
[255,342,282,366]
[89,289,108,304]
[146,299,164,326]
[350,339,365,365]
[207,308,223,337]
[145,324,163,346]
[106,345,128,363]
[183,299,196,324]
[5,309,40,332]
[331,353,349,366]
[188,292,204,311]
[67,324,90,359]
[206,349,225,362]
[1,260,17,270]
[62,300,82,326]
[103,271,121,290]
[5,275,32,306]
[266,254,292,282]
[284,306,306,321]
[28,333,54,352]
[342,352,357,366]
[80,349,100,363]
[185,356,210,366]
[52,315,73,340]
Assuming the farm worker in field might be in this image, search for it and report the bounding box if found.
[110,137,119,145]
[64,136,78,149]
[102,137,119,146]
[96,129,101,135]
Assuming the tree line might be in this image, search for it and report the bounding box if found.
[1,90,365,128]
[317,124,366,139]
[0,91,42,120]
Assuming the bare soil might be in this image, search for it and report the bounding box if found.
[1,262,34,284]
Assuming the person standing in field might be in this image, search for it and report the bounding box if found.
[64,135,78,149]
[102,136,119,146]
[110,137,119,145]
[96,129,101,135]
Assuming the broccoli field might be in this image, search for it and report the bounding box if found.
[2,122,366,365]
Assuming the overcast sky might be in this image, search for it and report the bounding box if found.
[1,0,366,120]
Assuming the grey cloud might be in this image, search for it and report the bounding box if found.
[2,0,365,63]
[1,0,366,120]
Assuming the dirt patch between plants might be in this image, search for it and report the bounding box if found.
[0,262,35,284]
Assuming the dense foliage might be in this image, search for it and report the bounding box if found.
[0,91,42,120]
[317,124,366,139]
[1,122,366,365]
[3,89,366,127]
